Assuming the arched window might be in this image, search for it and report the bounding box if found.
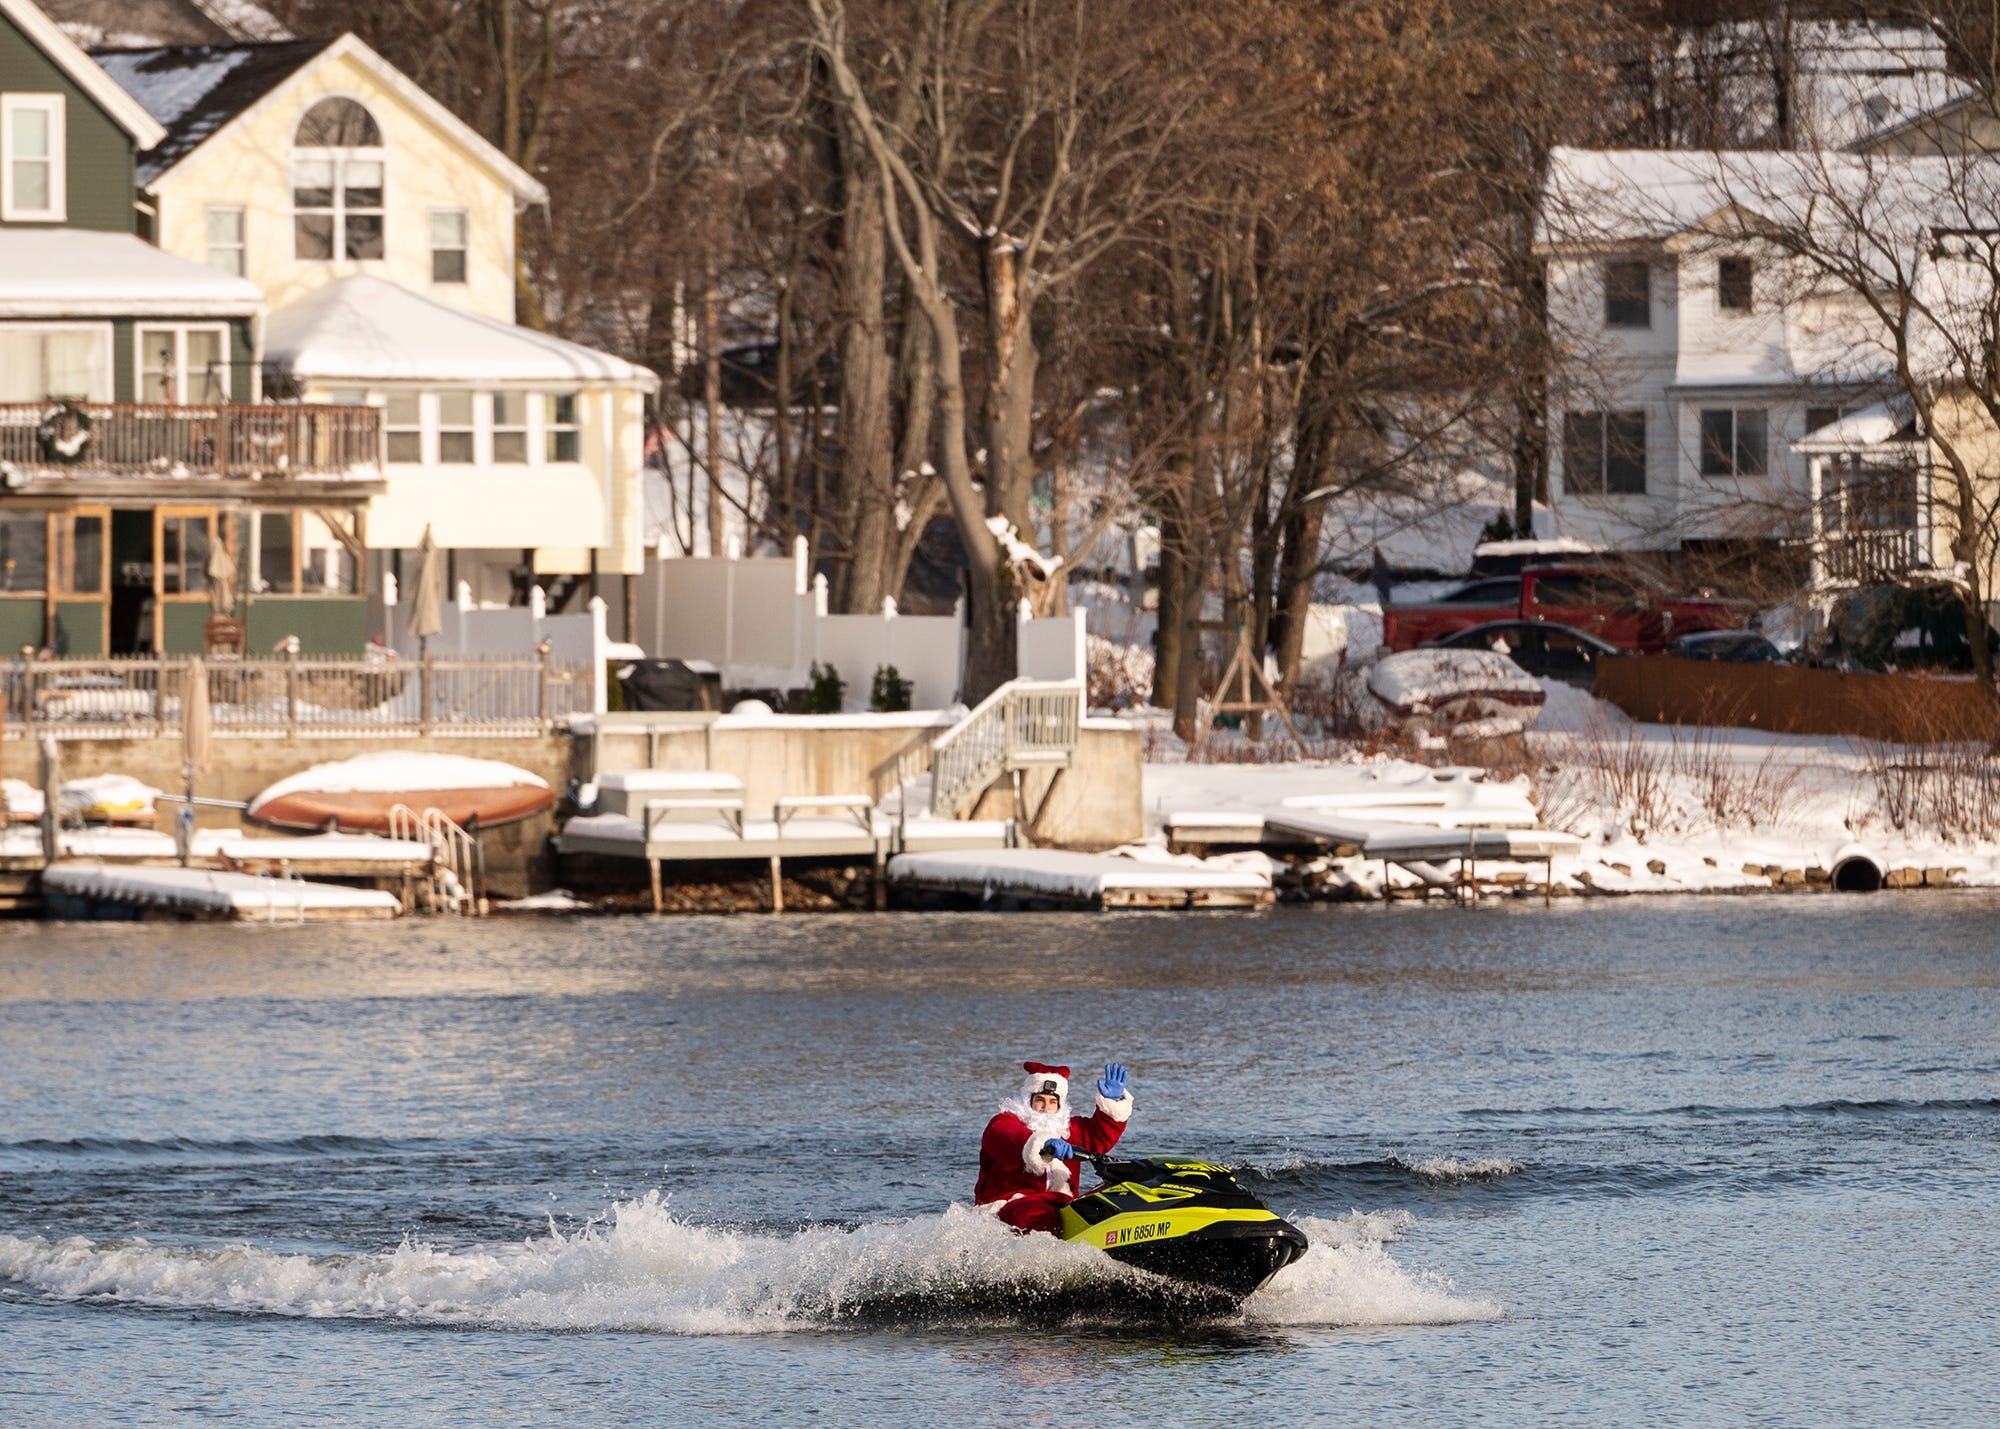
[292,97,384,261]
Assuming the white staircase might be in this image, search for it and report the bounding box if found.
[928,679,1082,819]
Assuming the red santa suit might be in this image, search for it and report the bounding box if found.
[975,1062,1132,1234]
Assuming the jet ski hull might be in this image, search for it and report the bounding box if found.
[1057,1157,1309,1301]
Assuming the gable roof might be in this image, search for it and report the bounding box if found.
[265,275,656,389]
[93,39,332,184]
[0,0,166,147]
[93,30,548,204]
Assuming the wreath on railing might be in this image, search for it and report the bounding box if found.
[36,400,93,465]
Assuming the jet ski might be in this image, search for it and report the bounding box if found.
[1052,1148,1309,1299]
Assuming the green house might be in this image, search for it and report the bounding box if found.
[0,0,379,657]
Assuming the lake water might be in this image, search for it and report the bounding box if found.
[2,897,1997,1425]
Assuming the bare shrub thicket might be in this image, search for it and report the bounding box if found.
[1535,714,1800,841]
[1857,679,2000,840]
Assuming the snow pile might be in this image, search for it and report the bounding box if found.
[249,752,548,817]
[0,1196,1494,1332]
[1362,649,1545,719]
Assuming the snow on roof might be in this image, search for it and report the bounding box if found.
[42,0,291,46]
[1794,401,1917,451]
[0,229,262,316]
[248,751,549,817]
[94,39,331,184]
[1471,538,1595,559]
[1537,147,2000,254]
[265,276,658,389]
[0,0,166,146]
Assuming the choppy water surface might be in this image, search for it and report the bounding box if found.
[2,897,1997,1425]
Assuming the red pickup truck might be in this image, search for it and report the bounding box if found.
[1382,566,1741,653]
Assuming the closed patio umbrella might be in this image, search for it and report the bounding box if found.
[410,524,444,653]
[179,655,210,866]
[206,531,237,620]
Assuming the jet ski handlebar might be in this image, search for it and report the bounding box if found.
[1041,1141,1104,1166]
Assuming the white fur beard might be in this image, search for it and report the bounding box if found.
[999,1097,1074,1192]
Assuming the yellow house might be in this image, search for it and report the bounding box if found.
[94,33,656,610]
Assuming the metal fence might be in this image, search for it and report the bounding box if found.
[0,653,591,739]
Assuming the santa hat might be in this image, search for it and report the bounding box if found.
[1021,1062,1070,1105]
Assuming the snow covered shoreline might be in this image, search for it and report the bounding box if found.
[1130,681,2000,902]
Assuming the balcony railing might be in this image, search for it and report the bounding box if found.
[0,403,380,477]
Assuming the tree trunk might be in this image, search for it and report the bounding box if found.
[1512,257,1550,536]
[703,269,724,556]
[833,114,895,611]
[982,243,1039,536]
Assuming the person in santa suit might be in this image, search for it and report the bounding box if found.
[975,1060,1132,1234]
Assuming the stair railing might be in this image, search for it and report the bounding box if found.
[928,679,1082,818]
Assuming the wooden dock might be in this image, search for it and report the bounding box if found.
[887,849,1273,911]
[40,864,402,922]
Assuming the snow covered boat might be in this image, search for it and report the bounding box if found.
[247,752,553,833]
[1056,1151,1308,1300]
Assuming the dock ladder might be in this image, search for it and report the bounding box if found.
[388,804,489,915]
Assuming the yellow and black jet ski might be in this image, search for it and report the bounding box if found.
[1053,1150,1309,1299]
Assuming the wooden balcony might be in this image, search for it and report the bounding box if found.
[0,402,381,481]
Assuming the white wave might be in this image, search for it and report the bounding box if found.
[1246,1213,1501,1326]
[1397,1155,1525,1183]
[0,1195,1497,1333]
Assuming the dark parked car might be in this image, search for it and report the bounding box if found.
[1425,620,1620,689]
[1667,630,1784,664]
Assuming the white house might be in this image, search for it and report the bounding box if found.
[94,31,658,615]
[1534,146,1958,565]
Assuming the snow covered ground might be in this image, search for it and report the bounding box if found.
[1124,680,2000,898]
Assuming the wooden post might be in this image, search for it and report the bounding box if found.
[769,855,784,913]
[872,841,887,911]
[37,733,59,867]
[285,642,301,739]
[419,649,435,735]
[649,857,662,913]
[536,638,552,731]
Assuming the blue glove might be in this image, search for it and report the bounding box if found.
[1043,1138,1076,1161]
[1098,1063,1129,1100]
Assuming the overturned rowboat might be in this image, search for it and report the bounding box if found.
[247,751,554,833]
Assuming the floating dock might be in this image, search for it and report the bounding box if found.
[40,864,403,922]
[887,849,1273,911]
[559,769,1015,911]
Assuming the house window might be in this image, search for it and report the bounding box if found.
[159,515,212,596]
[0,512,48,593]
[206,206,246,275]
[255,511,297,594]
[385,392,422,462]
[293,97,385,261]
[1563,410,1647,495]
[1718,256,1753,312]
[137,327,229,404]
[491,391,528,462]
[1,94,64,222]
[0,326,107,401]
[431,208,468,283]
[1699,408,1768,477]
[437,392,475,463]
[55,512,104,596]
[546,393,580,462]
[1604,260,1650,327]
